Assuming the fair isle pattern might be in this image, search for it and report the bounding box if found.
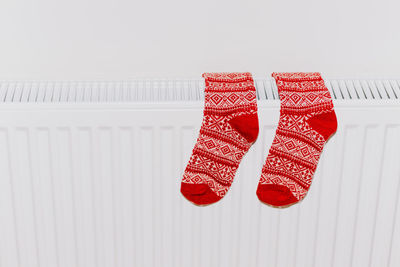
[182,73,258,200]
[205,91,256,108]
[258,72,337,204]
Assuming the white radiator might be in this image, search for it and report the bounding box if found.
[0,78,400,267]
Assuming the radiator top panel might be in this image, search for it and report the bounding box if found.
[0,79,399,103]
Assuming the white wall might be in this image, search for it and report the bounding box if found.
[0,0,399,80]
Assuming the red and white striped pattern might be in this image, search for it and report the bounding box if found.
[181,73,258,204]
[257,72,337,206]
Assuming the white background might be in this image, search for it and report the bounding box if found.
[0,0,399,80]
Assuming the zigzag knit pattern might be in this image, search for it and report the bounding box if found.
[181,72,259,205]
[257,72,337,207]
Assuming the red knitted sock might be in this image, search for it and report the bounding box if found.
[181,73,259,205]
[257,72,337,207]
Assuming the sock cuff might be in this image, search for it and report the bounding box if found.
[203,72,253,83]
[272,72,322,82]
[272,72,330,93]
[203,72,256,93]
[272,72,335,113]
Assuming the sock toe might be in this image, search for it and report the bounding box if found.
[181,183,222,206]
[257,184,299,207]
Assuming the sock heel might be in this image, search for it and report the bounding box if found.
[307,110,338,140]
[228,113,259,143]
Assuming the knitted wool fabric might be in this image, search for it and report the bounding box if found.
[257,72,337,207]
[181,72,259,205]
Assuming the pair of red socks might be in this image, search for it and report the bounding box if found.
[181,72,337,207]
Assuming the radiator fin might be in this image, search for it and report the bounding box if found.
[0,79,399,103]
